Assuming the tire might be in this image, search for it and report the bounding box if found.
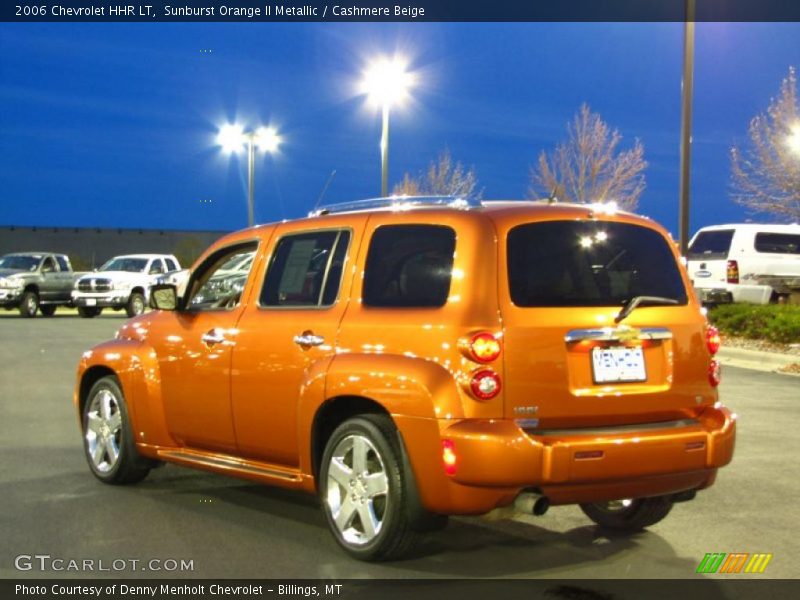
[319,414,420,561]
[81,375,151,484]
[77,306,102,318]
[125,292,145,318]
[39,305,57,317]
[18,290,39,318]
[580,496,674,531]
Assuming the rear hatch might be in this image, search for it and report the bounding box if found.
[687,228,734,288]
[500,219,711,429]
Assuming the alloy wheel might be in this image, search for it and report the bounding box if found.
[85,388,123,473]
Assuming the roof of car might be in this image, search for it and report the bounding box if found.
[108,254,175,260]
[694,223,800,233]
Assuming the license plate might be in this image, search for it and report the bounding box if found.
[591,346,646,383]
[84,298,97,306]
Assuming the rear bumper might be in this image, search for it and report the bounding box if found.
[695,287,733,305]
[396,406,735,515]
[694,283,771,305]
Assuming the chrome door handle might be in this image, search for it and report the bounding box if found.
[201,328,226,346]
[293,332,325,347]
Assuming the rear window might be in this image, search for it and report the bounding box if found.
[754,232,800,255]
[507,221,687,307]
[363,225,455,308]
[687,230,734,259]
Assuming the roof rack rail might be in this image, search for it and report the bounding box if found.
[309,195,481,217]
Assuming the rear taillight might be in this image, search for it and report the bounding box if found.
[441,439,457,476]
[465,332,501,363]
[469,369,502,400]
[726,260,739,284]
[708,359,721,387]
[706,325,721,355]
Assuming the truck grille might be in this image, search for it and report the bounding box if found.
[78,278,112,292]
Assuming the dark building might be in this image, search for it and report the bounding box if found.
[0,225,228,270]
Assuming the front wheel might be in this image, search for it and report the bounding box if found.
[82,375,151,484]
[39,305,57,317]
[580,496,674,531]
[319,415,419,561]
[18,291,39,318]
[125,292,145,317]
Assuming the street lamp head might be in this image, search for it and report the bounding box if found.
[360,56,414,108]
[787,123,800,156]
[255,126,281,153]
[217,123,246,153]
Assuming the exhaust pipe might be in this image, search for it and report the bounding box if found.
[514,491,550,516]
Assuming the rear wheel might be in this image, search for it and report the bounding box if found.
[77,306,102,318]
[82,375,151,484]
[319,414,419,561]
[18,291,39,318]
[39,305,57,317]
[580,496,674,531]
[125,292,145,317]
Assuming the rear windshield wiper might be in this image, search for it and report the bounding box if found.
[615,296,679,324]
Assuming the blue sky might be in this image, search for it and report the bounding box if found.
[1,22,798,235]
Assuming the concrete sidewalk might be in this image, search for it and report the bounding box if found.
[717,345,800,375]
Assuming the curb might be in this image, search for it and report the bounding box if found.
[717,346,800,375]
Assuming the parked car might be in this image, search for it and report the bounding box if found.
[687,223,800,305]
[72,254,181,318]
[74,197,735,560]
[0,252,83,317]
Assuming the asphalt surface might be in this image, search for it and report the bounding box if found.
[1,310,798,580]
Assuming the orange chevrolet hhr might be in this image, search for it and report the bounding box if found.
[74,197,735,560]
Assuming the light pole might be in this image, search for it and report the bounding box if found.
[678,0,696,255]
[217,124,281,227]
[360,56,414,197]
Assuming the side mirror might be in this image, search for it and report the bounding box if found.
[150,284,179,311]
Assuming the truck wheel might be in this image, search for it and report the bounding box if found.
[77,306,102,318]
[18,291,39,318]
[39,305,57,317]
[82,375,151,484]
[580,496,674,531]
[319,414,419,561]
[125,292,145,317]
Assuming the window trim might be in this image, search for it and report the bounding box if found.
[257,227,353,311]
[181,240,260,314]
[753,231,800,255]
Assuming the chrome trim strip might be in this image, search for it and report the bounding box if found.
[526,418,700,437]
[159,450,301,481]
[564,326,672,343]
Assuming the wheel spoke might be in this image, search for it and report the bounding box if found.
[105,437,120,465]
[358,503,379,539]
[352,436,368,474]
[364,472,388,498]
[334,497,357,532]
[91,441,106,466]
[100,392,113,421]
[328,457,352,489]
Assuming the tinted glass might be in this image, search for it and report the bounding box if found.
[165,258,179,271]
[754,233,800,255]
[261,231,345,307]
[507,221,687,307]
[148,259,165,275]
[363,225,456,308]
[687,230,734,259]
[56,256,70,272]
[0,255,41,271]
[101,257,148,272]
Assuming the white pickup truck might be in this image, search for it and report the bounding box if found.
[687,223,800,304]
[72,254,181,318]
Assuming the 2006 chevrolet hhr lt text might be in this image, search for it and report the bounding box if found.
[74,197,736,560]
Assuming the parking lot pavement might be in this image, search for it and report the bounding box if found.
[1,316,798,579]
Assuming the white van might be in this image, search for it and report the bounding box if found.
[687,223,800,304]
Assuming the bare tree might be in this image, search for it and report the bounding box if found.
[393,149,482,199]
[530,104,647,210]
[730,67,800,222]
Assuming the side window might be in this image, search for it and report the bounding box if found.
[186,243,258,312]
[148,259,165,275]
[41,256,57,274]
[754,233,800,255]
[260,230,350,307]
[56,256,70,272]
[363,225,456,308]
[165,258,179,272]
